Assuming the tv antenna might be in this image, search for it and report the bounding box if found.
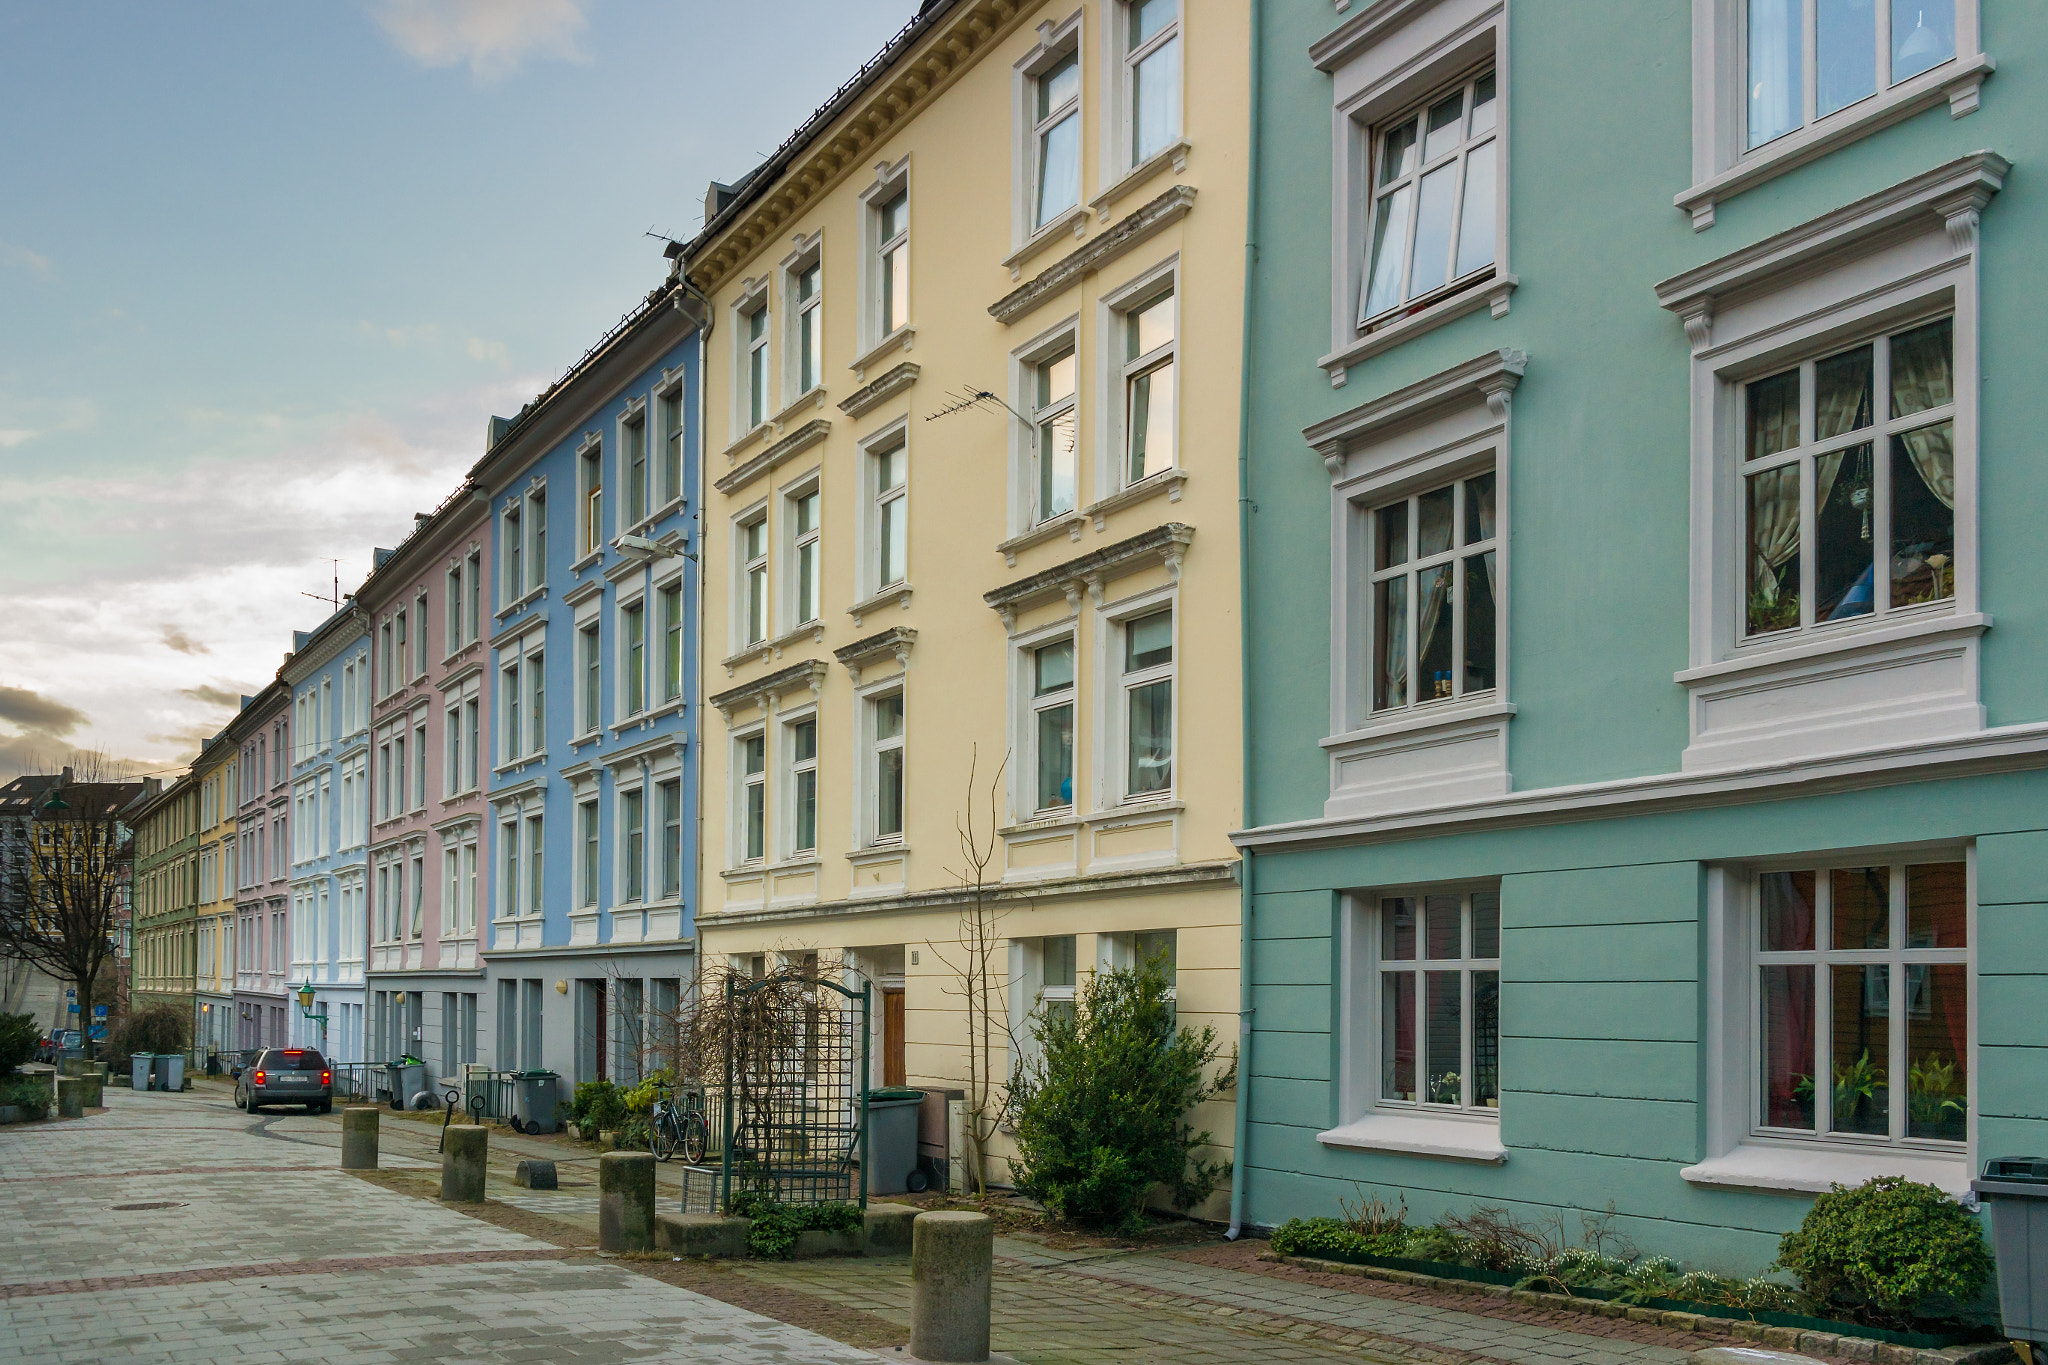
[925,389,1029,425]
[301,559,341,611]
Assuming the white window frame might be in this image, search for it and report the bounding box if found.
[859,422,910,603]
[576,796,601,910]
[735,503,770,648]
[412,590,429,678]
[733,283,771,436]
[1013,12,1084,245]
[1100,260,1180,498]
[1679,0,1989,230]
[446,563,465,655]
[860,684,907,848]
[617,590,648,721]
[858,159,911,354]
[1104,0,1185,187]
[1315,0,1513,383]
[732,725,768,868]
[1097,588,1176,807]
[656,776,684,901]
[578,617,603,737]
[783,707,820,859]
[576,435,604,560]
[496,626,546,767]
[1011,318,1080,534]
[618,398,651,532]
[783,473,822,631]
[616,779,647,905]
[1360,467,1501,718]
[782,233,824,399]
[1657,155,1996,772]
[655,378,687,511]
[657,575,685,708]
[1014,623,1078,819]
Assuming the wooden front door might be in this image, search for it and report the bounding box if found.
[882,989,906,1088]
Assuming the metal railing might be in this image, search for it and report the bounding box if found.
[331,1062,383,1105]
[463,1068,519,1123]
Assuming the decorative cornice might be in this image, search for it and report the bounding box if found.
[707,858,1240,927]
[833,626,918,684]
[837,362,921,418]
[714,418,831,496]
[708,658,830,719]
[988,186,1197,326]
[1306,350,1525,481]
[983,523,1193,627]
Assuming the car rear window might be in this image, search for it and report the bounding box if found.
[266,1050,326,1071]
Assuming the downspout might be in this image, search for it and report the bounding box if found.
[1227,0,1264,1242]
[674,269,714,988]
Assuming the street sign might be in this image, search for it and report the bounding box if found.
[67,1003,78,1013]
[93,1006,107,1017]
[65,989,75,998]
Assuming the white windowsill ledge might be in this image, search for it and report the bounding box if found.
[1316,1112,1506,1164]
[1681,1143,1969,1199]
[1320,273,1517,386]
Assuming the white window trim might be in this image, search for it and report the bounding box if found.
[614,587,650,723]
[574,592,603,739]
[616,396,652,535]
[1012,10,1087,251]
[494,624,547,770]
[614,776,648,906]
[1098,0,1188,208]
[731,280,773,442]
[1687,852,1975,1198]
[782,704,821,861]
[854,675,908,850]
[1657,153,2001,773]
[576,432,605,563]
[1096,257,1181,504]
[1314,0,1513,387]
[731,723,769,869]
[1323,887,1506,1163]
[781,232,825,403]
[654,374,689,512]
[856,157,912,364]
[857,419,911,608]
[781,469,824,635]
[1094,583,1177,811]
[654,568,687,711]
[1010,618,1080,824]
[1316,348,1520,820]
[573,792,602,912]
[1679,0,1991,231]
[1010,315,1082,540]
[733,500,771,651]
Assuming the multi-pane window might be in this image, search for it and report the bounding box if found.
[1378,891,1500,1109]
[501,661,523,761]
[878,191,909,336]
[413,719,428,809]
[796,262,822,394]
[741,735,766,863]
[622,601,646,716]
[581,446,602,556]
[503,505,524,601]
[792,489,821,626]
[409,852,424,937]
[1360,70,1498,326]
[446,566,464,654]
[789,719,818,855]
[1741,317,1954,639]
[1039,935,1077,1022]
[413,591,428,675]
[580,622,601,734]
[1125,0,1180,166]
[578,798,599,908]
[660,388,684,506]
[394,611,409,688]
[524,814,543,915]
[465,551,481,643]
[1748,0,1958,149]
[1756,861,1968,1144]
[1033,49,1081,229]
[746,301,770,429]
[621,787,645,902]
[660,583,683,704]
[871,693,905,842]
[1032,639,1075,812]
[500,820,520,918]
[392,731,406,816]
[1369,472,1498,713]
[1123,291,1175,485]
[1121,611,1173,798]
[624,412,648,528]
[463,697,479,791]
[875,442,908,588]
[459,843,476,934]
[742,515,769,644]
[529,491,545,582]
[658,778,682,899]
[1034,348,1078,522]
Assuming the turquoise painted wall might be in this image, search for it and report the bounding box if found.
[1241,1,2048,1272]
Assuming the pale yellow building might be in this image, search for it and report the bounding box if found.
[684,0,1245,1209]
[192,730,239,1060]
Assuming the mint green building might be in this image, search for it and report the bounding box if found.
[1233,0,2043,1272]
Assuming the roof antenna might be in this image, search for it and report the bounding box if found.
[925,389,1029,425]
[300,559,340,610]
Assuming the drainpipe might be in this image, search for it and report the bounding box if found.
[674,268,714,986]
[1226,0,1264,1243]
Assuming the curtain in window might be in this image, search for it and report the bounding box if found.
[1896,424,1955,510]
[1381,590,1408,706]
[1749,465,1803,603]
[1417,571,1451,684]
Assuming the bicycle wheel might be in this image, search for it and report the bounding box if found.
[680,1111,709,1166]
[650,1109,678,1162]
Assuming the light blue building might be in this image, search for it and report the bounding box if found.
[477,268,704,1085]
[1233,0,2043,1273]
[282,607,372,1064]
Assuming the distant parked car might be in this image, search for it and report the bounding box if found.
[38,1030,81,1063]
[235,1048,332,1114]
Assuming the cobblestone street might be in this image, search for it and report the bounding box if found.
[0,1085,1771,1365]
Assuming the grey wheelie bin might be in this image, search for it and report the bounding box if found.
[1973,1157,2048,1347]
[865,1088,925,1195]
[131,1053,155,1091]
[513,1070,560,1134]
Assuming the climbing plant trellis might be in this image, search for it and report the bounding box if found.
[717,970,871,1211]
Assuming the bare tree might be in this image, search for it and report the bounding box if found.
[924,747,1019,1199]
[0,756,141,1057]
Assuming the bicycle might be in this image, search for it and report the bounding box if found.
[648,1079,710,1165]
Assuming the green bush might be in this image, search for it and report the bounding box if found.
[725,1189,863,1259]
[617,1116,652,1150]
[0,1013,37,1076]
[1271,1216,1409,1261]
[1007,955,1234,1231]
[108,1005,189,1071]
[0,1075,51,1120]
[569,1078,625,1133]
[1775,1176,1993,1326]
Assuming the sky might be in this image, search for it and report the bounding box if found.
[0,0,915,783]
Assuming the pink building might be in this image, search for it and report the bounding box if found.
[232,678,293,1050]
[358,485,492,1075]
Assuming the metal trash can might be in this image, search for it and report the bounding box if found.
[513,1071,559,1134]
[388,1060,429,1110]
[131,1053,155,1091]
[865,1087,925,1195]
[1973,1157,2048,1345]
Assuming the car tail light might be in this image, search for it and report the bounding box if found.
[321,1070,331,1085]
[281,1050,303,1058]
[253,1070,266,1085]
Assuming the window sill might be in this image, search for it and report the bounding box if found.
[1084,469,1187,531]
[1676,611,1986,687]
[849,326,915,382]
[496,586,547,620]
[1317,1111,1506,1164]
[999,811,1080,838]
[848,842,907,865]
[1322,698,1516,750]
[772,386,829,427]
[723,422,772,459]
[1003,205,1090,279]
[847,582,912,626]
[570,550,603,576]
[721,642,772,675]
[1682,1142,1968,1199]
[1320,273,1517,387]
[1088,138,1192,225]
[1083,800,1182,826]
[998,515,1086,567]
[768,621,826,655]
[490,753,547,777]
[1675,55,1995,231]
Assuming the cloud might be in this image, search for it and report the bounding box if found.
[0,685,86,735]
[177,684,249,709]
[0,430,34,449]
[0,240,52,279]
[160,627,208,656]
[372,0,590,81]
[466,336,509,366]
[360,319,441,348]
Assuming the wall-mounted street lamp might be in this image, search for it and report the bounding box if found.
[295,982,328,1027]
[616,533,695,563]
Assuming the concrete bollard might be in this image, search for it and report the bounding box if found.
[441,1124,487,1203]
[340,1106,381,1170]
[75,1073,103,1108]
[60,1056,86,1077]
[513,1159,557,1189]
[55,1075,83,1120]
[911,1211,993,1363]
[598,1150,656,1252]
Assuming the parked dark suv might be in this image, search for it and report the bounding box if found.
[235,1048,332,1114]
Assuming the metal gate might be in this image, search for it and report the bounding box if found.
[719,972,871,1210]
